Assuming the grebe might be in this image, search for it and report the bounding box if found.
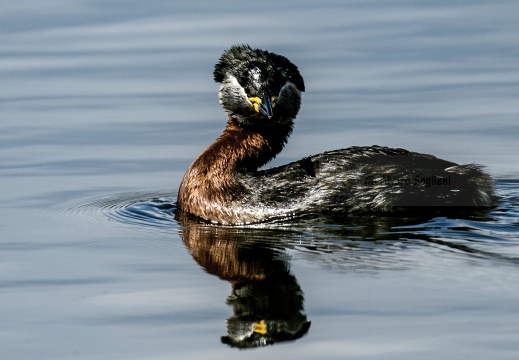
[177,45,495,225]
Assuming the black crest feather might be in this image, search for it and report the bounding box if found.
[213,44,305,93]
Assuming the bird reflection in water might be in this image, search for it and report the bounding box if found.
[175,205,498,348]
[178,215,311,348]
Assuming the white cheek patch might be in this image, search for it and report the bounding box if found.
[223,74,242,89]
[219,74,247,100]
[219,74,252,113]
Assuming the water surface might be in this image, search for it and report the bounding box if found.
[1,1,519,359]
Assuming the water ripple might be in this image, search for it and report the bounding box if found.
[55,180,519,267]
[52,190,177,233]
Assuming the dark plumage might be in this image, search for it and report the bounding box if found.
[213,44,305,94]
[177,45,496,224]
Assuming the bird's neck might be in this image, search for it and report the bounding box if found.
[222,117,293,170]
[192,117,292,173]
[178,118,292,216]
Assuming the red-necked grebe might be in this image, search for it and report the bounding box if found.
[177,45,495,224]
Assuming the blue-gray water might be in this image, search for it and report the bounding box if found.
[1,1,519,359]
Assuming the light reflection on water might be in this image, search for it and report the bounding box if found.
[2,0,519,358]
[50,178,518,352]
[83,180,517,262]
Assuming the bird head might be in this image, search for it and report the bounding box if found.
[213,45,305,127]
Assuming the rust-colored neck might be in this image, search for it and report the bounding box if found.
[177,118,292,221]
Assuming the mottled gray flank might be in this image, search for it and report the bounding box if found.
[235,146,495,223]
